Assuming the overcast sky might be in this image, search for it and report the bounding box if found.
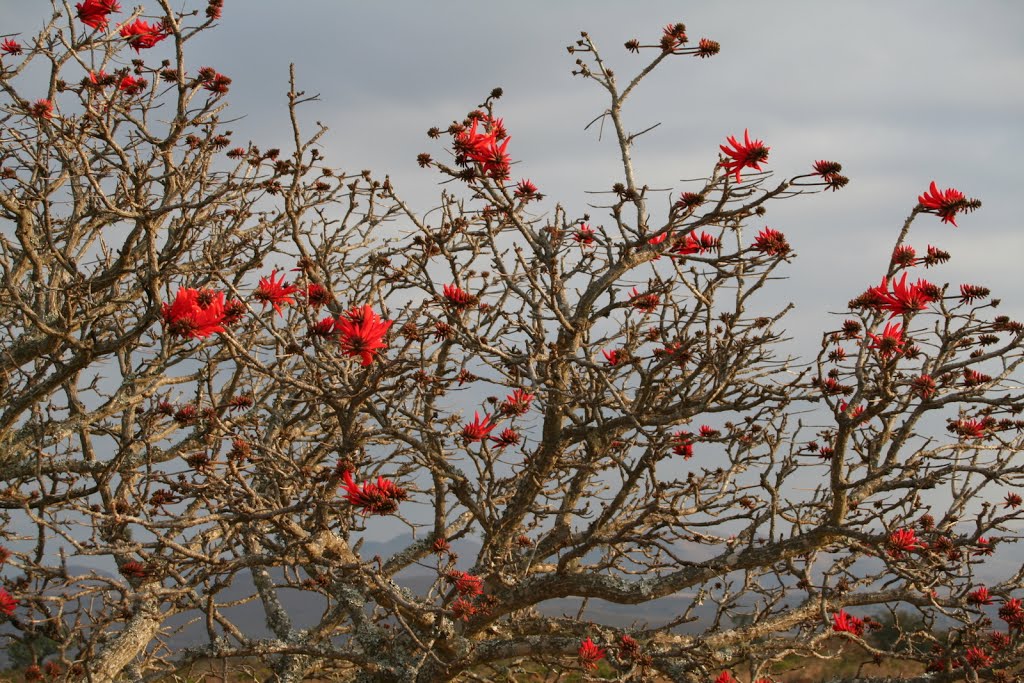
[182,0,1024,330]
[8,1,1022,328]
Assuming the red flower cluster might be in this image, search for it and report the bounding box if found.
[341,470,407,516]
[574,224,596,246]
[76,0,121,30]
[119,75,148,95]
[999,597,1024,630]
[1,38,22,56]
[500,388,535,416]
[832,609,866,636]
[672,231,719,257]
[253,270,300,314]
[0,588,15,616]
[446,570,484,597]
[860,274,937,318]
[29,99,54,120]
[162,287,227,339]
[867,322,904,359]
[455,116,511,180]
[888,527,923,558]
[967,586,994,606]
[672,430,694,459]
[578,637,606,670]
[918,181,966,226]
[812,160,849,191]
[490,427,520,449]
[120,19,169,52]
[603,349,622,366]
[720,129,769,182]
[752,227,790,256]
[461,412,496,443]
[443,283,476,310]
[334,306,392,366]
[714,672,737,683]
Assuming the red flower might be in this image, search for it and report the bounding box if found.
[862,273,936,318]
[832,610,865,636]
[514,178,538,199]
[304,283,331,308]
[918,181,966,226]
[76,0,121,30]
[341,470,407,516]
[998,597,1024,629]
[959,284,990,304]
[500,389,535,416]
[720,129,769,182]
[891,245,916,268]
[675,192,705,211]
[253,270,300,315]
[447,570,484,596]
[660,22,688,52]
[574,224,596,246]
[952,418,987,440]
[671,231,719,257]
[334,305,393,366]
[455,117,511,180]
[162,287,226,339]
[888,527,923,558]
[490,428,520,449]
[206,0,223,20]
[964,646,992,669]
[119,19,169,52]
[0,588,15,616]
[461,412,496,443]
[867,322,904,359]
[714,672,737,683]
[29,99,54,120]
[672,431,694,459]
[120,560,149,579]
[629,287,659,313]
[1,38,22,56]
[912,374,937,399]
[451,597,477,621]
[968,586,994,606]
[752,227,790,256]
[577,637,606,671]
[603,349,622,366]
[443,283,476,310]
[118,75,148,95]
[1005,493,1022,509]
[696,38,720,58]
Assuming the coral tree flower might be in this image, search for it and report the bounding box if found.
[714,672,738,683]
[918,181,966,226]
[253,270,300,315]
[442,284,476,310]
[862,274,937,318]
[455,117,511,180]
[119,19,169,52]
[334,305,392,366]
[867,322,904,359]
[752,227,790,256]
[447,570,484,597]
[500,388,535,416]
[162,287,227,339]
[719,129,769,182]
[832,610,866,636]
[671,231,719,257]
[888,527,923,558]
[76,0,121,30]
[1,38,22,56]
[577,638,606,671]
[341,470,407,516]
[0,588,16,616]
[461,412,496,442]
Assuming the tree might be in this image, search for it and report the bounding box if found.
[1,4,1022,682]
